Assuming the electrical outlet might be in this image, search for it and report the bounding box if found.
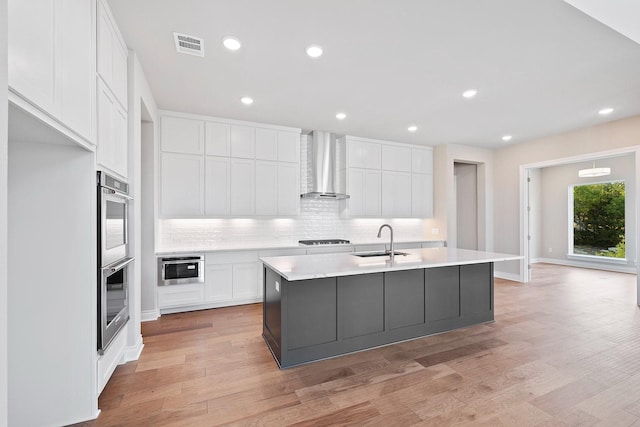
[275,280,280,292]
[431,228,440,235]
[548,247,553,253]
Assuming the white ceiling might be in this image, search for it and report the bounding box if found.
[108,0,640,148]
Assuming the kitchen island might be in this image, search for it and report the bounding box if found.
[261,247,521,368]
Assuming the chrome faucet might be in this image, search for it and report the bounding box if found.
[377,224,394,259]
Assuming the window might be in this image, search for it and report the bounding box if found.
[570,181,625,259]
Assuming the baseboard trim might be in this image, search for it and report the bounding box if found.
[141,309,160,322]
[536,257,636,274]
[159,297,261,315]
[124,334,144,362]
[494,271,523,282]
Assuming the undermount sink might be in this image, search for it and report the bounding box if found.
[352,251,409,258]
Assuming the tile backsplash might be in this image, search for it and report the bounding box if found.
[157,135,435,251]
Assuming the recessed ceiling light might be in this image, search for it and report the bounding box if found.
[240,96,253,105]
[306,45,323,58]
[222,36,241,51]
[462,89,478,99]
[502,135,512,142]
[598,107,614,115]
[408,125,418,132]
[336,112,346,120]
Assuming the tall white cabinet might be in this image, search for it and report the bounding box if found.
[159,112,301,218]
[96,0,128,178]
[344,136,433,218]
[8,0,95,144]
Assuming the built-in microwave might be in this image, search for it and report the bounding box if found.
[98,171,131,267]
[158,256,205,286]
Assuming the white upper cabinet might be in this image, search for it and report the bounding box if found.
[255,129,278,161]
[412,148,433,174]
[205,157,230,216]
[159,113,300,217]
[160,153,205,217]
[412,173,434,218]
[348,139,381,169]
[161,116,205,155]
[97,79,127,177]
[9,0,95,143]
[381,145,411,172]
[230,158,256,215]
[345,137,433,218]
[278,162,300,215]
[255,161,278,215]
[230,125,255,159]
[277,131,300,163]
[97,0,127,109]
[205,122,230,157]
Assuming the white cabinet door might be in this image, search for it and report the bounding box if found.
[348,140,380,169]
[205,264,233,302]
[205,157,230,216]
[97,79,127,177]
[160,153,205,216]
[348,140,364,168]
[381,171,411,217]
[412,148,433,174]
[59,0,94,141]
[277,131,300,163]
[364,170,381,216]
[233,262,259,299]
[112,104,128,177]
[230,159,255,215]
[278,162,299,216]
[381,145,411,172]
[205,122,230,157]
[347,168,365,216]
[230,125,255,159]
[161,116,204,155]
[364,142,381,170]
[8,0,57,114]
[97,0,127,109]
[97,81,114,170]
[255,160,278,215]
[9,0,94,141]
[412,173,434,218]
[255,128,278,160]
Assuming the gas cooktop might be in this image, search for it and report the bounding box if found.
[298,239,351,246]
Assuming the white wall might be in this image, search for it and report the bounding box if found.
[126,52,158,347]
[454,162,478,250]
[434,144,493,252]
[140,120,156,319]
[528,168,542,261]
[537,154,635,270]
[8,139,95,426]
[0,0,8,424]
[493,115,640,278]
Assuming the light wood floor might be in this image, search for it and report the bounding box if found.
[83,265,640,426]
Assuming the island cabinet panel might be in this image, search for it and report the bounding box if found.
[287,278,337,350]
[385,269,425,330]
[339,274,384,339]
[426,265,460,322]
[460,263,493,316]
[263,268,282,361]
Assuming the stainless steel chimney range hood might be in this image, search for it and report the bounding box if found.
[300,131,350,200]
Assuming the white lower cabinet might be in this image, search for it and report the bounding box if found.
[204,264,233,302]
[204,251,260,303]
[158,283,205,308]
[232,262,259,299]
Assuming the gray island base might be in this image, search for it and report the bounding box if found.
[261,247,521,368]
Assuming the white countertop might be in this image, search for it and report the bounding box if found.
[155,239,445,255]
[260,247,523,281]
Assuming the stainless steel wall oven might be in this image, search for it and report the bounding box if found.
[97,171,133,353]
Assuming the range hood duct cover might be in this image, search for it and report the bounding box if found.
[300,131,350,200]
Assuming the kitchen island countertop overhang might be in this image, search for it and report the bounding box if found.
[260,247,523,281]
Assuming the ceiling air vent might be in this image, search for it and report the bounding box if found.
[173,32,204,57]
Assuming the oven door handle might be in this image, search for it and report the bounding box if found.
[104,188,133,200]
[105,257,134,272]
